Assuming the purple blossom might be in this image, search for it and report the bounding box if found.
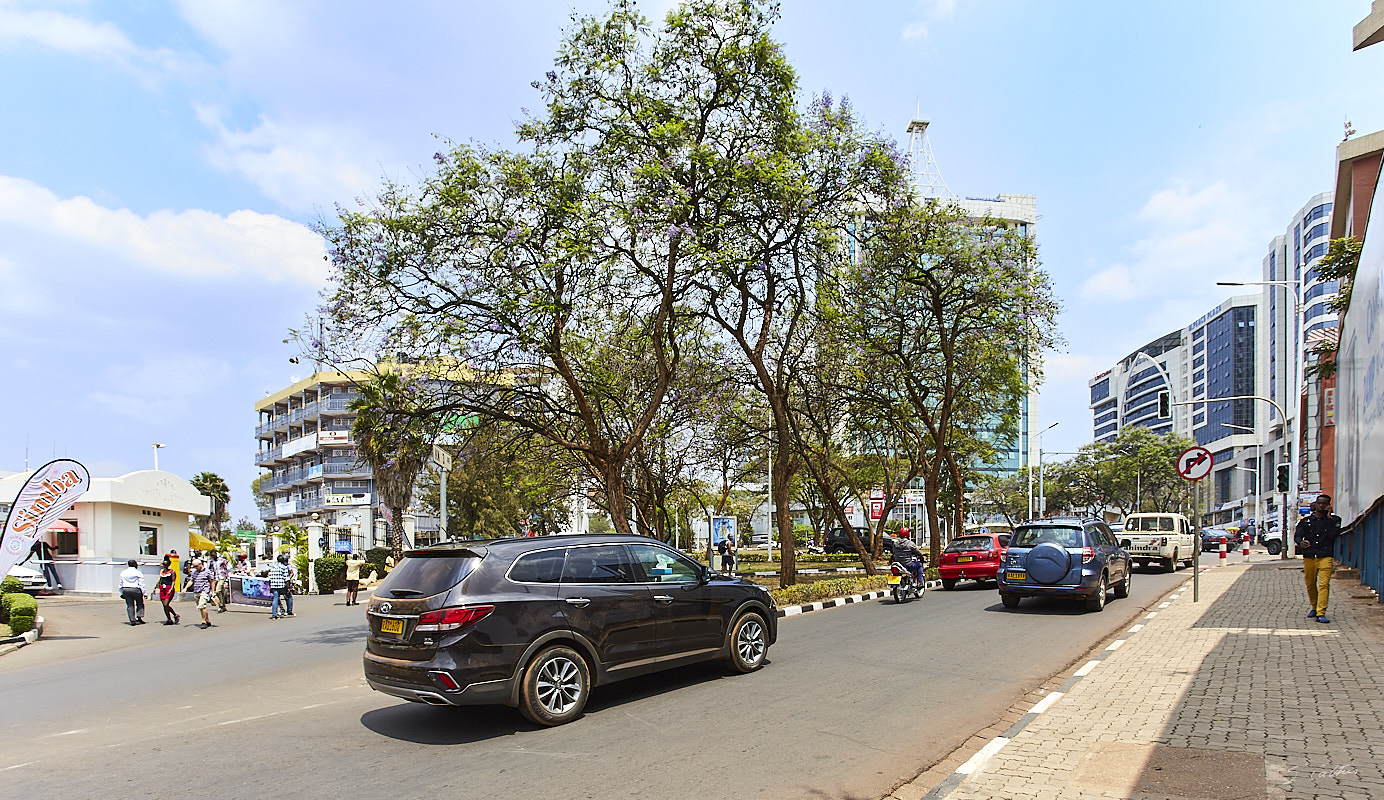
[504,228,520,244]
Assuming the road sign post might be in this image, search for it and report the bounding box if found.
[1178,446,1214,603]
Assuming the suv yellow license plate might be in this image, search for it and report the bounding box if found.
[380,618,404,635]
[1005,570,1026,581]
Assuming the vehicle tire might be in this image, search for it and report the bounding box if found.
[1164,550,1177,573]
[1085,574,1108,612]
[727,611,768,673]
[1266,540,1282,556]
[942,579,957,590]
[519,645,590,727]
[893,585,905,604]
[1001,593,1020,608]
[1114,567,1131,599]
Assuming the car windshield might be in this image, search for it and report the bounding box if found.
[376,551,481,598]
[1012,526,1082,548]
[1128,517,1174,532]
[944,536,993,553]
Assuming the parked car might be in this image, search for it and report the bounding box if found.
[996,518,1131,612]
[824,527,896,556]
[938,531,1011,589]
[1199,527,1243,552]
[5,564,48,592]
[1120,512,1197,572]
[363,534,777,726]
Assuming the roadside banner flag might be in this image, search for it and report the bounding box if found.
[0,459,90,578]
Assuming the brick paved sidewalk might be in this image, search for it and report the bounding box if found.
[895,556,1384,800]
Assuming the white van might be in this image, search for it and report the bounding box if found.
[1120,512,1197,572]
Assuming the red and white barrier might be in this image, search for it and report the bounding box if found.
[1219,538,1228,562]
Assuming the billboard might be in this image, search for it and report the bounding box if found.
[710,516,736,545]
[1335,181,1384,525]
[1,459,90,578]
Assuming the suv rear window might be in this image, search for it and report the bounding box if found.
[1011,526,1083,548]
[376,551,481,598]
[944,536,993,553]
[509,548,566,583]
[1128,517,1174,532]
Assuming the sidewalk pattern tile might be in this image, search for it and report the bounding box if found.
[922,560,1384,800]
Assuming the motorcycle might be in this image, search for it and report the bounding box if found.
[889,559,925,603]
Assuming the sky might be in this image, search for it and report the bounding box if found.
[2,0,1381,525]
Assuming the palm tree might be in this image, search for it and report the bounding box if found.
[350,371,435,562]
[190,471,231,542]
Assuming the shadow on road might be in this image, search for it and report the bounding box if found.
[289,625,368,646]
[360,660,747,744]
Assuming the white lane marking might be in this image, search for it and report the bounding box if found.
[45,729,87,737]
[0,761,37,772]
[1145,612,1158,619]
[1158,602,1171,608]
[1105,639,1126,651]
[1029,691,1064,715]
[956,737,1010,774]
[1128,624,1144,633]
[1074,660,1100,677]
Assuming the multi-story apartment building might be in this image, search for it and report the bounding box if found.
[254,371,441,554]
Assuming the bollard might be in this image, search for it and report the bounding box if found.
[1242,535,1251,562]
[1219,537,1227,562]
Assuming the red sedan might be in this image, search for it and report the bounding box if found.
[938,532,1011,589]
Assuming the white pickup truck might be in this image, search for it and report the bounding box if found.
[1120,512,1198,572]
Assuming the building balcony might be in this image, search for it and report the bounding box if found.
[324,461,372,478]
[322,396,363,414]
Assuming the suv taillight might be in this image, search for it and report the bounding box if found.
[1082,547,1096,564]
[415,605,494,633]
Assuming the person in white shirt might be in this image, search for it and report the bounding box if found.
[118,559,147,626]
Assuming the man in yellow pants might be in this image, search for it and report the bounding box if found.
[1294,494,1341,624]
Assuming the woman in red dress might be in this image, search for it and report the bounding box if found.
[156,556,180,625]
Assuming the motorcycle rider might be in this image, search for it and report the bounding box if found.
[892,534,927,586]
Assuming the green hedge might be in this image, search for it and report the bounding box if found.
[3,592,37,632]
[365,547,392,579]
[0,576,23,595]
[315,554,346,594]
[769,575,890,607]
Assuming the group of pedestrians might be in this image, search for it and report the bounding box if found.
[116,551,237,629]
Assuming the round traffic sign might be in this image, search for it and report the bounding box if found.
[1177,446,1214,481]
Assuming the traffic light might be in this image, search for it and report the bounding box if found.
[1276,463,1291,493]
[1157,390,1171,418]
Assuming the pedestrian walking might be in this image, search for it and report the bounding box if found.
[268,552,295,619]
[156,555,180,625]
[1294,493,1341,624]
[187,558,215,629]
[344,551,365,606]
[716,536,730,574]
[725,536,737,575]
[211,552,230,612]
[117,559,147,626]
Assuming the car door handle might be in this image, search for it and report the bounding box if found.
[565,598,591,608]
[653,595,674,603]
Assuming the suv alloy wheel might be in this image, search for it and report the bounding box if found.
[519,645,591,726]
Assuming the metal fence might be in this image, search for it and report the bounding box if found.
[1336,497,1384,602]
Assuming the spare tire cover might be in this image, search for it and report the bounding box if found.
[1026,542,1071,585]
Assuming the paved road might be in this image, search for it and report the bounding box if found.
[0,559,1212,799]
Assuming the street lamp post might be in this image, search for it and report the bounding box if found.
[1225,422,1263,543]
[152,442,165,471]
[1032,422,1058,519]
[1218,278,1302,559]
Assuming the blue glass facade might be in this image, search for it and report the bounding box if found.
[1195,305,1255,445]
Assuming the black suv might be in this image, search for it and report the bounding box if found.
[996,518,1131,612]
[824,527,896,555]
[363,534,777,726]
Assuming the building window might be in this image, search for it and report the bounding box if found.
[139,525,158,556]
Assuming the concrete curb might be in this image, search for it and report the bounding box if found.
[776,580,941,618]
[0,614,44,657]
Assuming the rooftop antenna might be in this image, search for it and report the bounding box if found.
[907,110,954,200]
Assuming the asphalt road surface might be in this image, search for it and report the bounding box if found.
[0,558,1216,799]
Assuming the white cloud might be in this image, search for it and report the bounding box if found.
[0,174,327,284]
[1080,179,1266,305]
[0,3,200,79]
[902,0,960,42]
[83,355,233,425]
[196,105,384,213]
[1042,352,1097,384]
